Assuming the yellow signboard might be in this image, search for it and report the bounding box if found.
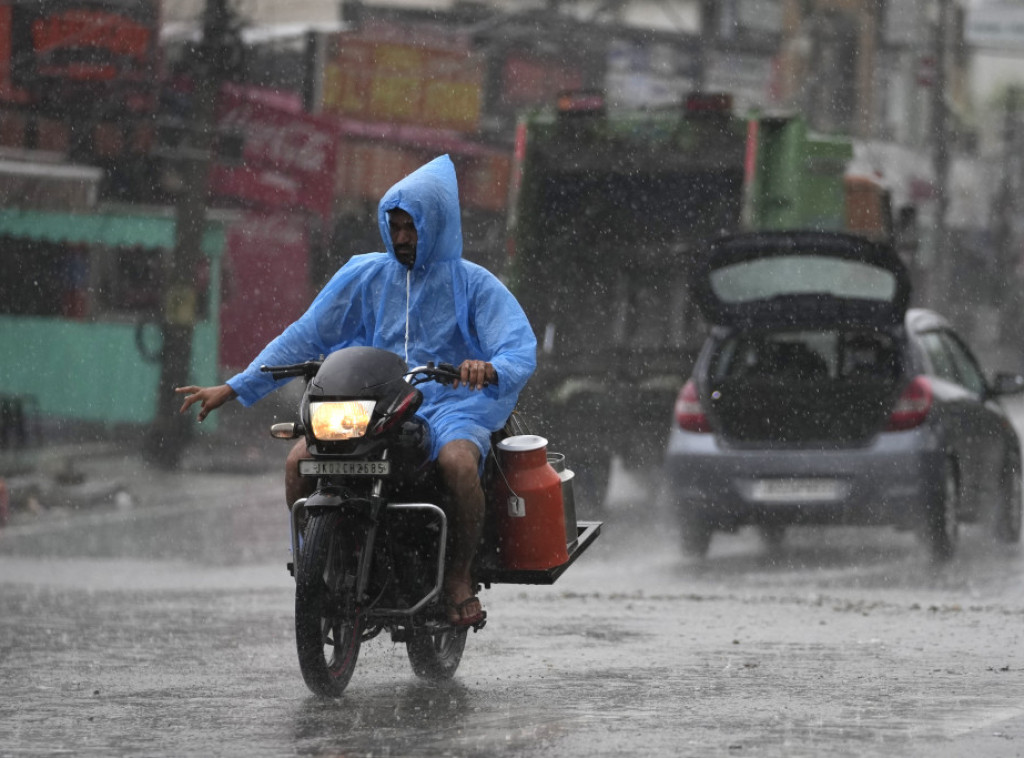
[323,36,484,133]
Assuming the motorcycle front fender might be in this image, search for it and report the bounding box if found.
[288,491,376,581]
[304,490,354,508]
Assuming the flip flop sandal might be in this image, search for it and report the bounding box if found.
[447,596,486,628]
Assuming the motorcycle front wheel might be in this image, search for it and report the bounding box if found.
[406,625,467,680]
[295,511,364,697]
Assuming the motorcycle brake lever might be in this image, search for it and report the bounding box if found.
[436,363,460,385]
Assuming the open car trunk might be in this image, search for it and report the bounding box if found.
[705,327,905,446]
[691,231,912,446]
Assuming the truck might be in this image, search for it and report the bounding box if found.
[744,113,893,244]
[506,93,895,510]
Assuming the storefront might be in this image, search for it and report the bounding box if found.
[0,207,225,426]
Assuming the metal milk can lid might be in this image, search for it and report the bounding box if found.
[496,434,548,453]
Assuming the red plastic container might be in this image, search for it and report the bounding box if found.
[492,435,568,570]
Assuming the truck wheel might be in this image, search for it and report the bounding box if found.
[557,394,612,515]
[759,523,786,552]
[994,455,1022,543]
[923,459,959,564]
[680,507,713,558]
[574,456,610,515]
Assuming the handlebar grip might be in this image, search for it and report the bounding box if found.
[259,361,322,381]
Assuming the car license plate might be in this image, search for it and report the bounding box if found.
[299,460,391,477]
[749,478,843,503]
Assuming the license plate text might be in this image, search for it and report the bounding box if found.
[299,460,391,477]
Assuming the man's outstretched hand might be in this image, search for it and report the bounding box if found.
[176,384,238,422]
[454,360,498,391]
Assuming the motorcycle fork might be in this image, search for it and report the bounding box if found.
[289,499,307,576]
[291,471,448,617]
[354,492,450,618]
[351,480,450,617]
[353,477,386,607]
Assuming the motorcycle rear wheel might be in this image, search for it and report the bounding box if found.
[406,626,467,680]
[295,511,364,697]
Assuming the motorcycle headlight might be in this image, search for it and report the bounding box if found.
[309,400,376,441]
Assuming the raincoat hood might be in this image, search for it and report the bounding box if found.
[378,154,462,271]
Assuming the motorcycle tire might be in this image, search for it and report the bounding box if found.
[406,625,467,680]
[295,511,364,697]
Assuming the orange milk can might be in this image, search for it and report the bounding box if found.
[493,435,569,570]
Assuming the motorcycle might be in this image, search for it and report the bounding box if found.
[263,346,601,697]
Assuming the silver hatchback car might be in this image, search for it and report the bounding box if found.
[661,230,1024,562]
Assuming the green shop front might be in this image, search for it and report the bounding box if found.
[0,207,225,430]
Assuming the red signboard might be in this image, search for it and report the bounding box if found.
[219,212,311,370]
[211,84,339,219]
[0,0,159,102]
[502,55,583,108]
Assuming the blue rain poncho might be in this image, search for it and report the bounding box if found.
[226,155,537,460]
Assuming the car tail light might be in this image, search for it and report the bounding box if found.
[886,375,933,431]
[675,379,712,433]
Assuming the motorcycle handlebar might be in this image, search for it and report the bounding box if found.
[407,362,460,386]
[406,362,499,387]
[259,361,323,382]
[260,359,496,387]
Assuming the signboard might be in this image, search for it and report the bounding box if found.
[0,0,159,103]
[211,84,338,219]
[966,5,1024,50]
[501,55,583,108]
[715,0,783,40]
[322,34,484,133]
[606,38,698,109]
[219,212,310,370]
[333,127,511,213]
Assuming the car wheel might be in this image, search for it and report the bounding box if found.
[924,459,959,564]
[680,507,713,558]
[759,523,786,552]
[994,455,1022,543]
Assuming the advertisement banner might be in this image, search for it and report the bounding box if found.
[211,84,338,219]
[0,0,159,103]
[219,212,310,370]
[501,55,583,108]
[334,134,510,214]
[322,35,484,133]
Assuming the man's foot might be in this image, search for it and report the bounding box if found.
[446,595,485,627]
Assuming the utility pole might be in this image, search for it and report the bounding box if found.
[994,87,1022,342]
[145,0,235,468]
[697,0,718,91]
[930,0,951,307]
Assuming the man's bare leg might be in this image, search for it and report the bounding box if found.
[285,438,314,509]
[437,439,484,624]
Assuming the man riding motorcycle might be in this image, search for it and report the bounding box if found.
[177,155,537,627]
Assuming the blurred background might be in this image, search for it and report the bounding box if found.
[1,0,1023,487]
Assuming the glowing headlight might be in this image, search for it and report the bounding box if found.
[310,400,376,441]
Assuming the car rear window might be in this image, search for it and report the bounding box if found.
[709,255,899,305]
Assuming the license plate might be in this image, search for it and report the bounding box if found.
[749,478,843,503]
[299,460,391,477]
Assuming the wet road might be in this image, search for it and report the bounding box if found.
[2,454,1024,757]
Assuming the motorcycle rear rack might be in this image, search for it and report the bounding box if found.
[477,520,602,586]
